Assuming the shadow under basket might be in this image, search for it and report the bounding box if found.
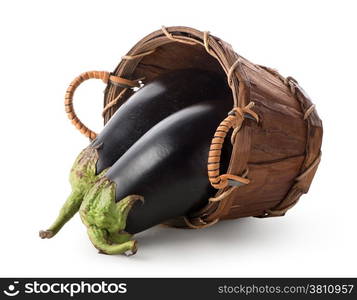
[66,26,323,229]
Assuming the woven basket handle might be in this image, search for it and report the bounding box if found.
[207,103,259,189]
[65,71,140,140]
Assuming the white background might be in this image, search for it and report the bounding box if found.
[0,0,356,277]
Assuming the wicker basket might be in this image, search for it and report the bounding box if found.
[65,26,323,229]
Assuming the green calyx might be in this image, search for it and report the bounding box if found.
[39,146,102,239]
[80,177,143,255]
[39,146,142,255]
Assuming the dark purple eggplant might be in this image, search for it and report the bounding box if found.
[39,69,231,240]
[93,69,230,174]
[79,99,232,254]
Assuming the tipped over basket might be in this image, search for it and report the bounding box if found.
[65,26,323,229]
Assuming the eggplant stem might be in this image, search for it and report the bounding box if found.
[108,231,132,244]
[39,190,83,239]
[80,176,143,255]
[39,146,100,239]
[87,226,137,255]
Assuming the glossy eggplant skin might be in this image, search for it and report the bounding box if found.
[105,99,232,234]
[91,69,230,174]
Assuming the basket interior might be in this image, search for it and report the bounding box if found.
[132,42,228,87]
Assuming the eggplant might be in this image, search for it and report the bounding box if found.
[93,69,230,174]
[79,99,232,255]
[39,69,230,239]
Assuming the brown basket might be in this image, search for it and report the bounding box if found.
[65,26,323,229]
